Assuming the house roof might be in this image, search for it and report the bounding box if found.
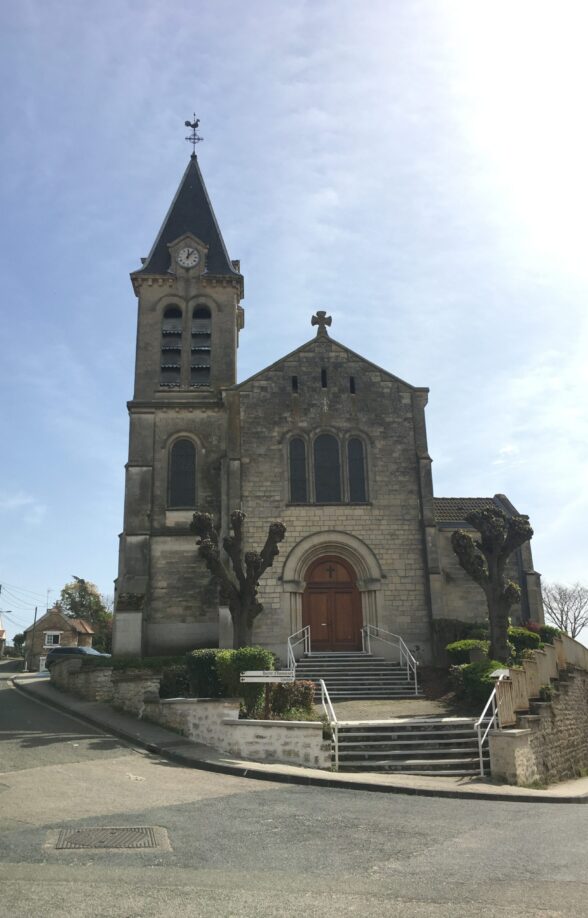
[135,155,241,279]
[23,607,94,634]
[70,618,95,635]
[434,494,521,524]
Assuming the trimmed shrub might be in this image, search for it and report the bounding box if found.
[450,659,504,707]
[159,663,190,699]
[185,649,225,698]
[445,639,490,664]
[539,624,561,644]
[508,627,541,657]
[270,680,315,717]
[216,646,276,717]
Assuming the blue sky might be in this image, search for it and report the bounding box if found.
[1,1,587,643]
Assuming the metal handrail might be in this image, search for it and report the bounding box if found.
[286,625,310,671]
[318,678,339,771]
[362,624,419,695]
[475,674,507,777]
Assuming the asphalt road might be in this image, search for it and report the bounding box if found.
[1,667,587,917]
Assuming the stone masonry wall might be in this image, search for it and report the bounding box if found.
[111,671,162,716]
[238,337,432,658]
[141,697,331,769]
[49,659,114,702]
[489,668,588,785]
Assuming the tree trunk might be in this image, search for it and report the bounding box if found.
[488,589,511,663]
[230,599,253,649]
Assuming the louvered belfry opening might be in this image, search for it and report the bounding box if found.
[160,305,183,387]
[191,306,211,386]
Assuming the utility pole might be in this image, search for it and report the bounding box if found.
[26,606,38,673]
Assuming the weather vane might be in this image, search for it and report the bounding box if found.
[185,115,203,155]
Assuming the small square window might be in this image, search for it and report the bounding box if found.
[44,632,61,647]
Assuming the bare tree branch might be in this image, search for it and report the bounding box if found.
[191,510,286,648]
[542,582,588,639]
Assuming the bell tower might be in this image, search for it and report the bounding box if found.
[113,131,244,656]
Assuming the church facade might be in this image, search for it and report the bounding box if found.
[112,155,543,663]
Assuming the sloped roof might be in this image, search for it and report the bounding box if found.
[70,618,95,635]
[234,330,427,394]
[434,495,520,523]
[137,155,240,278]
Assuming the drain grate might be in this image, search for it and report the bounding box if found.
[56,827,158,849]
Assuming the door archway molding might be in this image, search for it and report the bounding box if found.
[280,531,384,638]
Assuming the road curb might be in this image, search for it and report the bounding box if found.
[10,677,588,805]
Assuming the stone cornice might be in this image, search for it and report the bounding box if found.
[130,272,244,299]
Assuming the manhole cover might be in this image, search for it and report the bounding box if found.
[56,827,158,849]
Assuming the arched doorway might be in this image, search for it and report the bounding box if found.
[302,556,363,651]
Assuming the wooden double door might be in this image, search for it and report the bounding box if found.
[302,556,363,651]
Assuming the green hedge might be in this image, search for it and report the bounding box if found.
[450,659,505,707]
[185,646,277,715]
[445,639,490,664]
[508,627,541,657]
[216,647,276,717]
[270,680,315,717]
[159,664,190,699]
[185,649,226,697]
[539,624,561,644]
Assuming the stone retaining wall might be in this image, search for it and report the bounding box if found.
[111,670,162,715]
[141,697,331,769]
[49,659,114,702]
[489,668,588,785]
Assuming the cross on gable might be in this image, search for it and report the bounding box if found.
[311,311,332,337]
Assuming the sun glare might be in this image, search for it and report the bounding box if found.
[446,1,588,276]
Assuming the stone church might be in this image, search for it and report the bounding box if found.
[112,154,543,663]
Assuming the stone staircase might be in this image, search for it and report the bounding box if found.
[335,717,488,775]
[295,652,420,700]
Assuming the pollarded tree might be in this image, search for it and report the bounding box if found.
[190,510,286,649]
[451,507,534,662]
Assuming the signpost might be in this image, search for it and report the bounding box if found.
[240,670,295,719]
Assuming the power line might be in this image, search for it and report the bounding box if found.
[0,588,38,610]
[0,580,48,600]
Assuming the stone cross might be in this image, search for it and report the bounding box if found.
[311,310,332,337]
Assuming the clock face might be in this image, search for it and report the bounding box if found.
[177,246,200,268]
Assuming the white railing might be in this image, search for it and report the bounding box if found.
[475,673,508,777]
[286,625,311,672]
[362,625,419,694]
[318,678,339,771]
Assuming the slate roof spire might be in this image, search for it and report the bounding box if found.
[138,156,240,278]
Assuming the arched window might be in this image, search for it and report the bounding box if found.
[168,439,196,508]
[289,437,308,503]
[314,434,341,503]
[160,305,182,387]
[191,306,211,386]
[348,438,367,502]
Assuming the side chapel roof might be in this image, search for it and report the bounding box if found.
[434,494,522,525]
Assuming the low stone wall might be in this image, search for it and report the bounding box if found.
[222,719,332,769]
[141,697,331,769]
[49,659,114,702]
[489,668,588,785]
[111,670,161,716]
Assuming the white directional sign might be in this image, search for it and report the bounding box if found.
[240,670,295,683]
